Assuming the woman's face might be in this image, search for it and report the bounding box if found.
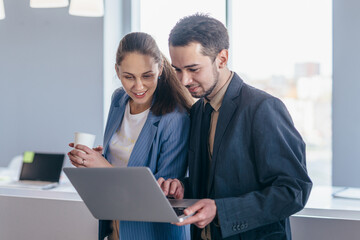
[116,52,161,113]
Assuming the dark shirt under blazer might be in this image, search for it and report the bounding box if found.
[183,73,312,240]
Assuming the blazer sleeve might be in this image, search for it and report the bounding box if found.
[153,111,190,180]
[215,97,312,238]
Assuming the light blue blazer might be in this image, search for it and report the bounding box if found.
[99,88,190,240]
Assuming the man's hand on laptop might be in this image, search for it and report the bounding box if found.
[173,199,217,228]
[157,178,184,199]
[68,143,112,168]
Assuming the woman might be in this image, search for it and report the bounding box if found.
[68,32,193,240]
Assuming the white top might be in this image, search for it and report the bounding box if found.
[107,102,150,167]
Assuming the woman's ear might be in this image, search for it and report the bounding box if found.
[217,49,228,69]
[115,64,121,78]
[158,61,164,77]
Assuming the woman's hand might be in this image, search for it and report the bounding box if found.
[157,177,185,199]
[68,143,111,168]
[92,145,104,154]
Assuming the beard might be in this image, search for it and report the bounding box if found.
[191,63,220,99]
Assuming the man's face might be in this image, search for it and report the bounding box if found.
[169,42,219,99]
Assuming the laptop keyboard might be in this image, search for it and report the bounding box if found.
[18,180,53,186]
[5,180,58,190]
[173,207,186,216]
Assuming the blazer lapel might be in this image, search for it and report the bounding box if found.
[127,111,161,167]
[189,100,204,198]
[103,94,129,157]
[207,74,243,194]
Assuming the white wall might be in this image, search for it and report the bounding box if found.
[103,0,133,128]
[0,0,103,166]
[332,0,360,187]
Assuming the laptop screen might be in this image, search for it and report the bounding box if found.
[19,152,65,182]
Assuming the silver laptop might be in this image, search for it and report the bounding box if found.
[63,167,198,222]
[6,152,65,190]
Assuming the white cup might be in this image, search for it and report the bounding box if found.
[74,132,96,151]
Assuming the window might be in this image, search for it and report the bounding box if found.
[132,0,332,186]
[139,0,226,59]
[229,0,332,186]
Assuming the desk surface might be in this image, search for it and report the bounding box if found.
[2,166,360,220]
[291,186,360,240]
[0,166,79,198]
[293,186,360,220]
[2,166,360,240]
[0,167,98,240]
[0,184,81,201]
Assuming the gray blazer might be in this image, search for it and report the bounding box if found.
[184,73,312,239]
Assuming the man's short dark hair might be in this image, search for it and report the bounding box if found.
[169,13,229,60]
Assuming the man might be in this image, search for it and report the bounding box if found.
[158,14,312,240]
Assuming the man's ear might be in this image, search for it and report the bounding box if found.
[217,49,228,69]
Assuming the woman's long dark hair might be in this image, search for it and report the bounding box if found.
[115,32,193,115]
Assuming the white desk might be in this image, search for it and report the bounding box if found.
[0,168,98,240]
[2,165,360,240]
[291,186,360,240]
